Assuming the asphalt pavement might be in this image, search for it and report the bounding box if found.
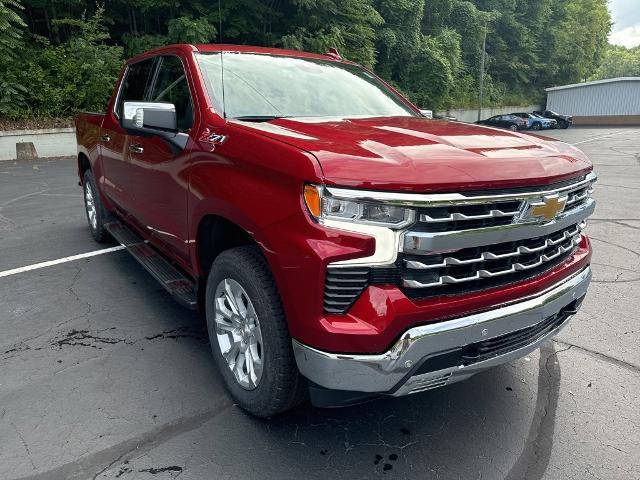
[0,126,638,480]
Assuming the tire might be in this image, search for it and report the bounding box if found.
[531,122,542,131]
[82,170,111,243]
[205,245,308,417]
[509,124,518,131]
[560,120,569,129]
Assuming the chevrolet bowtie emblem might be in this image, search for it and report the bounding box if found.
[530,195,567,221]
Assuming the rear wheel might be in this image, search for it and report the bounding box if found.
[83,170,111,243]
[531,122,542,131]
[205,245,307,417]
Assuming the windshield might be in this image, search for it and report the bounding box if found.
[195,52,417,120]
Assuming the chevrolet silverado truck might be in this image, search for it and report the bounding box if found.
[75,44,596,417]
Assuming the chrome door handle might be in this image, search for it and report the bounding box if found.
[129,144,144,154]
[100,134,111,143]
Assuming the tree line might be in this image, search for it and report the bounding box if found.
[0,0,619,121]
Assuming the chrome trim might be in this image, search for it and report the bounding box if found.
[325,172,596,207]
[403,238,578,288]
[325,220,404,267]
[404,223,582,271]
[403,198,594,253]
[391,311,574,397]
[293,267,591,393]
[419,207,520,223]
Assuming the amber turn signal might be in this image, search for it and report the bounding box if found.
[303,184,321,218]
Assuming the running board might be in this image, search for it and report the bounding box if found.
[105,221,197,309]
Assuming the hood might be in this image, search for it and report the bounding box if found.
[231,116,592,192]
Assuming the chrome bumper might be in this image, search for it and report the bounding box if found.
[293,266,591,396]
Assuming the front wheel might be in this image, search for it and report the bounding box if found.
[560,120,570,129]
[205,245,307,417]
[509,124,519,131]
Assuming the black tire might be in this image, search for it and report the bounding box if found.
[560,120,569,129]
[205,245,307,417]
[531,122,542,131]
[509,124,518,131]
[82,170,111,243]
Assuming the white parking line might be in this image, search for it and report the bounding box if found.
[0,246,125,278]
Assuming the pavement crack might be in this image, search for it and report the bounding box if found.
[51,329,132,350]
[553,339,640,374]
[14,406,231,480]
[144,327,206,342]
[505,342,561,480]
[139,466,184,475]
[11,421,37,471]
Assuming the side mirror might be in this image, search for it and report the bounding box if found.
[121,101,188,150]
[122,101,177,131]
[419,109,433,119]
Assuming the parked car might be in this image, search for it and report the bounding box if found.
[475,114,528,131]
[533,110,572,129]
[512,112,556,130]
[75,44,596,417]
[531,113,558,128]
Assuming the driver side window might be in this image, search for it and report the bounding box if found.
[116,58,155,118]
[149,56,194,132]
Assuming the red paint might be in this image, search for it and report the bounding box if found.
[75,44,594,355]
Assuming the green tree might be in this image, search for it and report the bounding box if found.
[541,0,611,86]
[0,0,28,115]
[0,0,616,120]
[280,0,383,67]
[591,44,640,79]
[15,6,123,117]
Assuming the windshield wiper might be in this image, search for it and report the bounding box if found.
[231,115,293,122]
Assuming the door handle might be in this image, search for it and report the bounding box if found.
[100,134,111,143]
[129,144,144,154]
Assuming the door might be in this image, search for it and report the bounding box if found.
[101,57,155,211]
[126,55,195,264]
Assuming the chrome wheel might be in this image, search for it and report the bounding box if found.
[214,278,264,390]
[84,183,97,230]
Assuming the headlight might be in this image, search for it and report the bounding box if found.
[303,184,414,229]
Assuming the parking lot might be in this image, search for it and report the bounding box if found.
[1,126,639,480]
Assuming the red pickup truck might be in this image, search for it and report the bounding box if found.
[75,44,595,417]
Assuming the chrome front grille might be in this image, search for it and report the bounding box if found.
[417,200,521,232]
[402,223,582,292]
[324,173,596,313]
[413,175,594,233]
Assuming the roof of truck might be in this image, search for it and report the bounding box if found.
[125,43,345,65]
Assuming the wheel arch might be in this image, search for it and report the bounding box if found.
[77,151,91,181]
[195,213,257,280]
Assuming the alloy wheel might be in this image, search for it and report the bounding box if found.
[213,278,264,390]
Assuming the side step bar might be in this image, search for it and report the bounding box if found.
[105,221,197,309]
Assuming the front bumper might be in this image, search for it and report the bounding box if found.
[293,266,590,400]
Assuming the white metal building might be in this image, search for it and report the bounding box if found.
[545,77,640,125]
